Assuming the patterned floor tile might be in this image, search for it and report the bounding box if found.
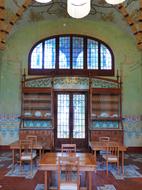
[97,184,116,190]
[5,163,38,179]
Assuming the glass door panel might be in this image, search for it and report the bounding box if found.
[57,94,69,138]
[73,94,85,139]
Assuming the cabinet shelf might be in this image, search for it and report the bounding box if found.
[92,108,119,111]
[23,99,51,103]
[23,107,51,110]
[92,100,119,104]
[19,116,52,120]
[91,117,121,121]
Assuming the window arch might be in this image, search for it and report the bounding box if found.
[28,34,114,76]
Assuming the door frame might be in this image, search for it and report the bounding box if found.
[54,89,89,151]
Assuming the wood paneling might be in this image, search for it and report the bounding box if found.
[90,129,124,144]
[19,129,54,150]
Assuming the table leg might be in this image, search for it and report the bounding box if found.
[122,151,124,175]
[44,171,47,190]
[12,149,15,170]
[93,150,97,163]
[88,171,92,190]
[39,149,41,159]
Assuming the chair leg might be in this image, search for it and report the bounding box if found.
[30,160,33,176]
[106,161,108,176]
[117,161,119,175]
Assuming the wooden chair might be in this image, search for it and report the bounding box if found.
[61,144,76,153]
[26,135,37,145]
[19,140,37,176]
[58,156,80,190]
[102,142,119,176]
[99,136,110,160]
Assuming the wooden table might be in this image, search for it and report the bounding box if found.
[39,152,96,190]
[89,141,127,174]
[10,140,43,167]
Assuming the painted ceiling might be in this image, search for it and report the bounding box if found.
[0,0,142,50]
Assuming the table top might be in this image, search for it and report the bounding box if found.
[89,141,127,151]
[39,152,96,172]
[10,140,43,149]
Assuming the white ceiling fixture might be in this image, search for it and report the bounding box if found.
[35,0,52,3]
[35,0,126,18]
[105,0,126,5]
[67,0,91,19]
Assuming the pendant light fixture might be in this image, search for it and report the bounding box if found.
[105,0,125,5]
[35,0,52,3]
[67,0,91,19]
[35,0,126,18]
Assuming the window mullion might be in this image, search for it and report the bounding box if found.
[70,36,72,69]
[42,42,45,69]
[84,37,87,70]
[56,37,59,69]
[98,42,101,70]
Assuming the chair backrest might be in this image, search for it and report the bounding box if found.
[99,136,110,142]
[61,144,76,153]
[58,156,80,190]
[106,142,119,158]
[19,139,33,160]
[26,135,37,146]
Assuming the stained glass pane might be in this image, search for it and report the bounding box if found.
[100,44,112,69]
[59,37,70,69]
[44,39,56,69]
[73,94,85,139]
[31,43,42,69]
[72,37,84,69]
[87,39,98,69]
[57,94,69,138]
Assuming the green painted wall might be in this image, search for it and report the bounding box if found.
[0,19,142,146]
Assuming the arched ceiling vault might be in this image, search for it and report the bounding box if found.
[0,0,142,50]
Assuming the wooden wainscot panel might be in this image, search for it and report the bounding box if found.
[90,129,124,144]
[19,129,54,150]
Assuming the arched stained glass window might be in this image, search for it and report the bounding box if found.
[29,35,114,76]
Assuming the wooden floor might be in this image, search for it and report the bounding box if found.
[0,151,142,190]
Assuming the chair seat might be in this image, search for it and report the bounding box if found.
[60,182,77,190]
[103,155,118,162]
[100,150,107,155]
[21,151,37,160]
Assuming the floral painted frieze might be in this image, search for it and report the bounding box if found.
[25,78,52,88]
[91,78,118,88]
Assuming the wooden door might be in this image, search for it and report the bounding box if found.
[54,91,88,151]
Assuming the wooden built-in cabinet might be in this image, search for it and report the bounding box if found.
[20,87,53,128]
[19,75,54,150]
[89,77,124,144]
[90,88,121,122]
